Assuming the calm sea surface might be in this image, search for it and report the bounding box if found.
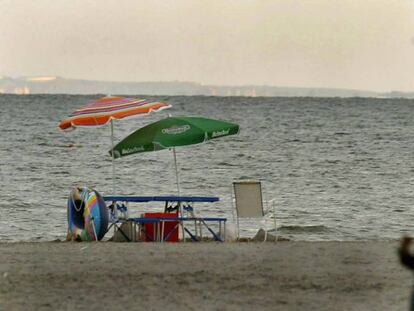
[1,94,413,241]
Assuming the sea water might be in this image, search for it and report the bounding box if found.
[0,94,413,241]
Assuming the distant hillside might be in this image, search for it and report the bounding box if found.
[0,76,413,98]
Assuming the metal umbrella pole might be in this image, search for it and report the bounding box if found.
[110,119,118,222]
[172,147,181,195]
[110,119,116,195]
[172,147,185,242]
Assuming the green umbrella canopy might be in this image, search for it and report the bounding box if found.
[110,116,239,159]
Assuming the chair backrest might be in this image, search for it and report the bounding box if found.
[233,180,264,218]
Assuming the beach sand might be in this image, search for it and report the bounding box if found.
[0,240,410,311]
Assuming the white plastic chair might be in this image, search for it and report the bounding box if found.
[232,180,276,241]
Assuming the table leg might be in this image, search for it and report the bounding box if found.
[161,220,165,243]
[179,203,185,242]
[219,221,222,240]
[157,222,161,242]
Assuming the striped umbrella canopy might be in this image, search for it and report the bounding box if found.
[59,96,171,131]
[58,96,171,194]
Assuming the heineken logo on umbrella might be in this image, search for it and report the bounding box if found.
[162,125,191,135]
[211,129,230,138]
[122,146,145,155]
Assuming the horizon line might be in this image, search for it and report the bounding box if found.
[1,75,413,95]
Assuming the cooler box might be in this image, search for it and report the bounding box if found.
[143,212,179,242]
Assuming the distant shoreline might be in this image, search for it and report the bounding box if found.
[1,76,413,98]
[1,93,413,100]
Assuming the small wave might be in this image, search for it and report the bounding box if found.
[4,223,31,231]
[394,208,405,213]
[39,143,83,148]
[217,162,237,167]
[50,171,71,175]
[278,225,331,234]
[327,160,340,164]
[60,144,83,148]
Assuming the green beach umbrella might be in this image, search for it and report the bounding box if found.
[110,116,239,194]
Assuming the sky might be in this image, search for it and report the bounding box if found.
[1,0,414,92]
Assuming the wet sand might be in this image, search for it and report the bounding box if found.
[0,241,410,310]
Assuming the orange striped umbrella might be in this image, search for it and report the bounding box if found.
[58,96,171,194]
[59,96,171,131]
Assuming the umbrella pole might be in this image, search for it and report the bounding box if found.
[173,147,180,195]
[172,147,185,242]
[110,119,115,195]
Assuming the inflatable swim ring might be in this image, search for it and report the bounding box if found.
[67,187,109,241]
